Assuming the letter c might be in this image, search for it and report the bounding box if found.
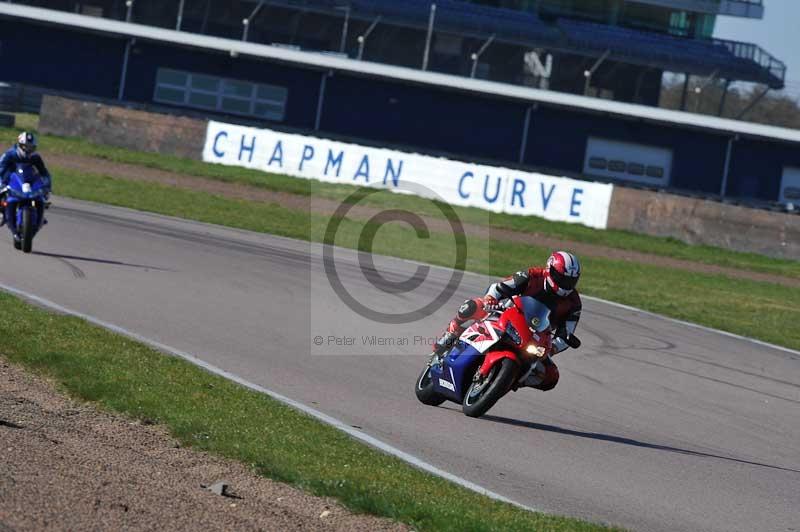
[212,131,228,158]
[459,171,474,199]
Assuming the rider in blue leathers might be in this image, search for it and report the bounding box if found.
[0,132,51,240]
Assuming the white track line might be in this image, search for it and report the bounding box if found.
[0,281,540,514]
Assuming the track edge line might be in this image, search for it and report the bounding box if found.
[0,282,541,514]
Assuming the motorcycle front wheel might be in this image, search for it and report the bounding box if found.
[21,207,34,254]
[415,364,446,406]
[462,358,517,418]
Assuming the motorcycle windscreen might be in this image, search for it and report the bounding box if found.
[16,164,40,183]
[8,164,45,202]
[518,296,551,332]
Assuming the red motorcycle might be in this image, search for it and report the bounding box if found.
[416,295,566,417]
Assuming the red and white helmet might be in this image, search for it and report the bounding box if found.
[545,251,581,296]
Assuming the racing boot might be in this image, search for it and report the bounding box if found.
[522,357,560,391]
[433,330,459,355]
[12,232,21,250]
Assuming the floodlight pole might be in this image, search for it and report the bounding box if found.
[315,72,329,131]
[717,79,731,116]
[692,69,719,112]
[736,86,770,120]
[200,0,212,33]
[176,0,185,31]
[583,49,610,96]
[470,34,495,78]
[242,0,265,42]
[679,73,690,110]
[422,3,437,71]
[519,104,537,164]
[720,134,738,197]
[357,15,382,60]
[337,5,351,53]
[118,0,135,101]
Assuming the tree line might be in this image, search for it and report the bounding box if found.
[659,76,800,129]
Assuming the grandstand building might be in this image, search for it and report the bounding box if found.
[16,0,783,107]
[0,1,797,207]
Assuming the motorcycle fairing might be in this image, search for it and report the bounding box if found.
[429,342,484,402]
[6,165,47,206]
[460,319,502,353]
[7,166,46,233]
[478,349,521,378]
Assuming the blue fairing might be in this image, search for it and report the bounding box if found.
[429,342,484,402]
[6,164,49,205]
[6,164,48,237]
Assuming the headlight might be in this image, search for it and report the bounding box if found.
[505,323,521,345]
[525,344,547,357]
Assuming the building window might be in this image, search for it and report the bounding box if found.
[154,68,288,121]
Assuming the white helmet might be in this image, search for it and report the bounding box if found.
[16,131,37,158]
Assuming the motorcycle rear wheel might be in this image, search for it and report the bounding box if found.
[415,364,446,406]
[21,207,33,254]
[462,358,517,418]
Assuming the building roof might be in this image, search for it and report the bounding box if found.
[250,0,784,87]
[2,2,799,145]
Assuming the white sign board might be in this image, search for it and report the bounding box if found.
[584,136,672,187]
[203,121,614,229]
[780,167,800,204]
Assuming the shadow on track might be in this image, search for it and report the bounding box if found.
[482,414,800,474]
[34,252,173,272]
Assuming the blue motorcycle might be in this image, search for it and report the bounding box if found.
[1,164,50,253]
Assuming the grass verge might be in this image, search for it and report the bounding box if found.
[0,291,616,532]
[5,124,800,279]
[54,169,800,351]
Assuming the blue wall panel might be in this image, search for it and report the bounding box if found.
[728,139,800,200]
[321,74,527,162]
[525,106,729,194]
[0,19,124,98]
[123,42,322,130]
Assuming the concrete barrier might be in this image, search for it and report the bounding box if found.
[39,95,800,260]
[608,186,800,260]
[39,95,206,160]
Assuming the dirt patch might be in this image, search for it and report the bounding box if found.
[49,152,800,288]
[0,356,408,532]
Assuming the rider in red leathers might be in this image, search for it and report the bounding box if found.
[433,251,583,391]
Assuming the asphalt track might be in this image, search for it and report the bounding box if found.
[1,198,798,532]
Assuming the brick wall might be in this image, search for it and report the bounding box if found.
[39,95,207,160]
[608,186,800,259]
